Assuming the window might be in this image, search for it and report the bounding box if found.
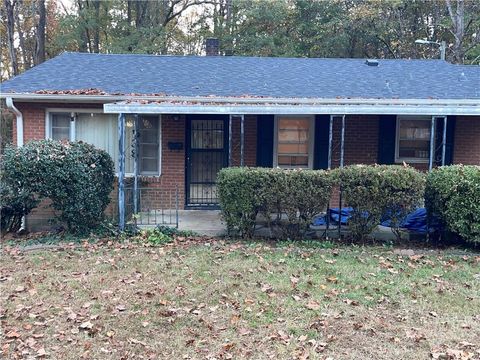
[47,111,161,175]
[51,113,71,140]
[396,116,432,162]
[138,116,160,174]
[275,116,314,168]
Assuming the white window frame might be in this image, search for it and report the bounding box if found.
[45,109,162,176]
[137,115,162,177]
[273,115,315,169]
[395,115,434,164]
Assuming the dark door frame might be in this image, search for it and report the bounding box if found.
[185,114,229,209]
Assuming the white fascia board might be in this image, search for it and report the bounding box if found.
[104,103,480,116]
[2,92,480,105]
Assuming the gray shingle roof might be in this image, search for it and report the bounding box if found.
[1,52,479,99]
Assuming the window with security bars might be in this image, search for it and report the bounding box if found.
[276,117,312,168]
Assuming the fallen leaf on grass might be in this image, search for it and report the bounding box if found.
[261,283,274,293]
[406,328,426,342]
[36,347,48,357]
[222,342,235,351]
[344,299,359,306]
[238,328,251,336]
[290,276,300,288]
[326,276,338,284]
[128,338,147,347]
[79,321,93,330]
[82,302,92,309]
[6,330,20,339]
[305,300,321,311]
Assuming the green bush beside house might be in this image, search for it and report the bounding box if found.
[217,167,333,239]
[218,165,426,242]
[336,165,425,241]
[1,140,114,234]
[425,165,480,244]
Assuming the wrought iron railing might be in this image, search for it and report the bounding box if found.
[125,184,179,228]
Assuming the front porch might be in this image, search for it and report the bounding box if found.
[105,98,480,231]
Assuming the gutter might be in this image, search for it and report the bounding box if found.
[5,97,26,232]
[5,97,23,146]
[104,102,480,116]
[1,92,479,106]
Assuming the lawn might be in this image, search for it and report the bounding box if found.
[1,238,479,359]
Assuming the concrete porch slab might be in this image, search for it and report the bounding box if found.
[177,210,226,237]
[137,209,412,241]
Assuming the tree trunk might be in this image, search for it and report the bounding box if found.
[4,0,18,75]
[15,0,30,70]
[34,0,46,65]
[77,0,88,52]
[92,0,100,53]
[446,0,465,64]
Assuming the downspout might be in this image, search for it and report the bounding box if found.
[5,97,24,146]
[5,97,26,231]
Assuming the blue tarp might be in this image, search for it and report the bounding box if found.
[313,207,438,234]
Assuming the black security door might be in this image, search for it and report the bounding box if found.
[186,116,228,207]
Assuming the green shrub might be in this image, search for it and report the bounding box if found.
[337,165,425,241]
[136,226,196,246]
[217,167,266,238]
[271,169,333,239]
[377,165,426,240]
[217,167,334,239]
[425,165,480,244]
[0,181,38,234]
[2,140,114,233]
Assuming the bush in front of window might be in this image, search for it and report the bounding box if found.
[2,140,114,234]
[425,165,480,244]
[336,165,425,241]
[217,167,334,239]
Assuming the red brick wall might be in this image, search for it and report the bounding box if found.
[13,102,104,146]
[12,101,480,229]
[230,115,257,166]
[453,116,480,165]
[329,115,379,168]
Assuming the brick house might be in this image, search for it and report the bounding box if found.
[1,51,479,230]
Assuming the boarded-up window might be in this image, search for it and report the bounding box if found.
[276,117,312,168]
[396,117,432,162]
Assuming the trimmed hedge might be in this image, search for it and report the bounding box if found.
[336,165,425,241]
[425,165,480,244]
[2,140,114,233]
[217,167,333,239]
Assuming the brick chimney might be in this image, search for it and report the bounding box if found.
[205,38,220,56]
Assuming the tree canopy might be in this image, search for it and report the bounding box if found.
[1,0,479,80]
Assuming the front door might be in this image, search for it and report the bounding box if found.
[186,116,228,208]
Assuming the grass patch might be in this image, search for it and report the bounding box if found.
[1,241,479,359]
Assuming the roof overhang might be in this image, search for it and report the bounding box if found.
[104,98,480,116]
[1,93,479,115]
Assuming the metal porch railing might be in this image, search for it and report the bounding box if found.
[125,184,179,228]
